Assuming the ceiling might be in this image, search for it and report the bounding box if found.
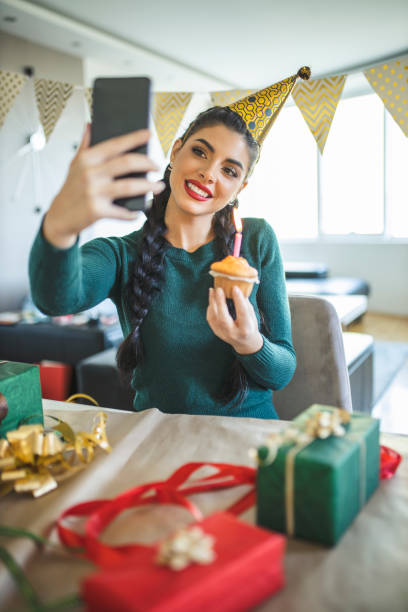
[1,0,408,90]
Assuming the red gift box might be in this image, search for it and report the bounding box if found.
[38,360,72,401]
[57,463,285,611]
[82,511,285,612]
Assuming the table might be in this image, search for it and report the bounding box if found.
[1,400,407,612]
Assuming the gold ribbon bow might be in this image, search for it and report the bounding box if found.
[0,412,111,497]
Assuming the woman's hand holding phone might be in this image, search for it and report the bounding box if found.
[43,125,165,249]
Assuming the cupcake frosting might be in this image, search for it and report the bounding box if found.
[210,256,258,280]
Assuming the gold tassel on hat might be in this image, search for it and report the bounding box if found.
[228,66,311,146]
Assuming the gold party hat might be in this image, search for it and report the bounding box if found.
[228,66,311,146]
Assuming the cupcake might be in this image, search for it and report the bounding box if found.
[209,256,259,298]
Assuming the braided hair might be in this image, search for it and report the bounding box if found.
[117,106,260,407]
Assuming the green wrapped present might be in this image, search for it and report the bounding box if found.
[256,405,380,546]
[0,361,43,438]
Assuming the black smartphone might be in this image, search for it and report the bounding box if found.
[90,76,151,211]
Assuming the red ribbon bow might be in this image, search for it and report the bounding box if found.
[380,445,402,480]
[57,462,255,567]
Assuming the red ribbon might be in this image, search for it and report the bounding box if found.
[57,462,255,567]
[380,445,402,480]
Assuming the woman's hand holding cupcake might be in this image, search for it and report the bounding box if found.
[207,286,263,355]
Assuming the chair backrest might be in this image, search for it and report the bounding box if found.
[274,295,352,421]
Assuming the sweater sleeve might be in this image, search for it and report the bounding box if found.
[28,222,121,316]
[235,220,296,390]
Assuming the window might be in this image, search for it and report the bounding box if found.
[242,90,408,240]
[239,105,318,239]
[386,108,408,238]
[320,94,384,235]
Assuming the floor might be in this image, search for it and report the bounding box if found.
[349,311,408,342]
[349,311,408,435]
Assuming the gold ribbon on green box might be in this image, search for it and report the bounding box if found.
[254,405,379,545]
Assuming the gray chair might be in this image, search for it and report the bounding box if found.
[274,295,353,421]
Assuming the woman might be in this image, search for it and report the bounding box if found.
[29,105,296,419]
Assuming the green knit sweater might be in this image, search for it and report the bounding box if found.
[29,217,296,419]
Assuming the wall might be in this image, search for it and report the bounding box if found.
[0,32,85,311]
[0,31,84,83]
[280,241,408,316]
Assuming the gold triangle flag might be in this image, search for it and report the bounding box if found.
[84,87,93,120]
[34,78,74,141]
[364,56,408,137]
[292,75,346,153]
[0,70,28,129]
[211,89,256,107]
[152,92,193,156]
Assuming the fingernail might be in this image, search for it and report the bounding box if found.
[153,181,165,192]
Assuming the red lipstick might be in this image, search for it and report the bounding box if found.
[184,179,213,201]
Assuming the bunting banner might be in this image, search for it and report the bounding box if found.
[84,87,93,120]
[210,89,256,107]
[152,92,193,156]
[34,78,74,141]
[364,56,408,137]
[0,59,407,151]
[291,75,346,153]
[0,70,28,129]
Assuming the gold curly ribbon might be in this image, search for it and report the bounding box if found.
[0,412,111,497]
[66,393,100,406]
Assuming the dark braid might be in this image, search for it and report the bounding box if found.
[116,167,170,377]
[117,106,260,407]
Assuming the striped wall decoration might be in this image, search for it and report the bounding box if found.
[34,78,74,141]
[84,87,93,120]
[292,75,346,153]
[0,70,27,129]
[365,55,408,137]
[152,92,193,156]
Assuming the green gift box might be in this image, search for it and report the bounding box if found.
[0,361,43,438]
[256,405,380,546]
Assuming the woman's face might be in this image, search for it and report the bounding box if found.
[168,124,250,219]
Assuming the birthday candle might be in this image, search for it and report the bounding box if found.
[232,208,243,257]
